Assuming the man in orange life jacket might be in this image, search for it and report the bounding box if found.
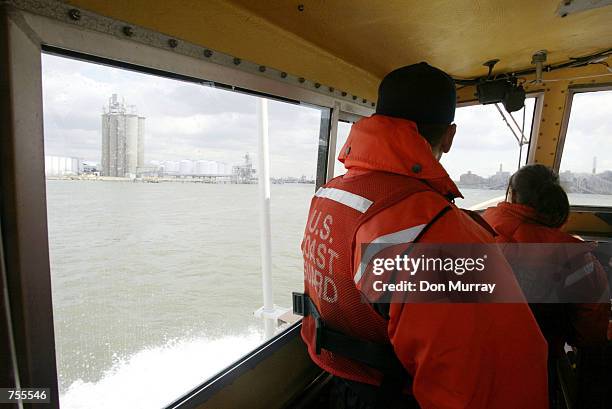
[296,63,549,408]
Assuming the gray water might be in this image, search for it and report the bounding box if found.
[45,181,610,408]
[47,181,310,407]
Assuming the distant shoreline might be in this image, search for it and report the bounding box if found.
[45,176,315,185]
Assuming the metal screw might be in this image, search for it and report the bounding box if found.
[341,91,347,97]
[297,4,305,12]
[298,77,305,83]
[122,26,134,37]
[314,83,321,88]
[280,72,288,78]
[203,49,213,58]
[68,9,81,21]
[371,102,375,107]
[233,57,242,65]
[168,39,178,48]
[352,96,357,100]
[362,98,367,103]
[328,87,334,92]
[259,65,266,72]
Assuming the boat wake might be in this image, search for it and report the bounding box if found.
[60,330,264,409]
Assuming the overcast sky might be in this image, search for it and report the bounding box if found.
[42,54,321,179]
[42,54,611,180]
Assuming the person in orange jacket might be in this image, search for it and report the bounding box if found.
[483,164,610,407]
[297,63,548,409]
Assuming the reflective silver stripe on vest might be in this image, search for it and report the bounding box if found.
[315,187,373,213]
[354,224,427,284]
[564,261,594,288]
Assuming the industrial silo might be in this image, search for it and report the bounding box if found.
[138,116,145,168]
[126,114,139,177]
[101,94,145,177]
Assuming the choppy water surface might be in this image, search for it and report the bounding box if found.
[46,181,608,408]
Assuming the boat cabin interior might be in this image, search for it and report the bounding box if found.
[1,1,611,408]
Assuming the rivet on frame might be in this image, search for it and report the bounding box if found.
[68,9,81,20]
[204,49,213,58]
[233,57,242,65]
[168,39,178,48]
[280,72,288,78]
[259,66,266,72]
[122,26,134,37]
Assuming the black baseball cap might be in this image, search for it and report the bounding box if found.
[375,62,456,125]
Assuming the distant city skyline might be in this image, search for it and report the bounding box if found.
[456,166,612,195]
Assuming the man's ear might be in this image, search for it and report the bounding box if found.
[441,124,456,153]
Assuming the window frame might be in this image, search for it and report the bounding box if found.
[326,112,365,180]
[554,83,612,170]
[553,83,612,211]
[0,4,372,408]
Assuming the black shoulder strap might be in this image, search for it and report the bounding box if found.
[373,204,452,320]
[293,292,405,372]
[462,209,498,237]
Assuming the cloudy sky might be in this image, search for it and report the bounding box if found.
[42,54,321,179]
[42,53,611,180]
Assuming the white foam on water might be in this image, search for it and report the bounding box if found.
[60,330,264,409]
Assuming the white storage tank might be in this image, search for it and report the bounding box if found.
[179,160,194,175]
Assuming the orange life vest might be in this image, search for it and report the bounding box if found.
[301,170,444,385]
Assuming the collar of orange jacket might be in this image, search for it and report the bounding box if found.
[338,115,462,199]
[484,202,579,243]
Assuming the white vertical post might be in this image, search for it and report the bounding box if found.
[257,98,275,339]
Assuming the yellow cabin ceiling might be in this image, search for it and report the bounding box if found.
[67,0,612,101]
[231,0,612,77]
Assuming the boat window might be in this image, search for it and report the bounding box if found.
[333,120,353,177]
[441,98,537,210]
[42,52,321,409]
[558,89,612,207]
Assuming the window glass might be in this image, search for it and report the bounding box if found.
[268,100,320,310]
[42,53,321,409]
[441,98,536,209]
[559,90,612,206]
[333,121,353,177]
